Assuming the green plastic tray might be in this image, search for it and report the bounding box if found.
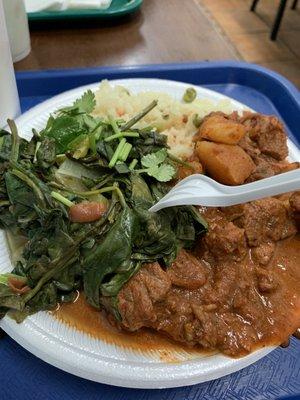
[27,0,143,21]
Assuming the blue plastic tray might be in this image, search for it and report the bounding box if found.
[16,61,300,145]
[0,61,299,400]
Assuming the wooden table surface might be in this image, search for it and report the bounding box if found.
[15,0,238,71]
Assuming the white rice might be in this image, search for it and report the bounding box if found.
[93,80,234,158]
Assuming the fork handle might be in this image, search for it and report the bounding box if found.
[221,169,300,198]
[149,169,300,211]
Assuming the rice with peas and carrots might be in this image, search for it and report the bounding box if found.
[92,80,234,158]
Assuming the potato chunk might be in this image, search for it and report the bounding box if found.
[196,141,255,185]
[199,114,245,145]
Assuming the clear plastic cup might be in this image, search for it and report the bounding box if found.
[3,0,31,63]
[0,1,21,127]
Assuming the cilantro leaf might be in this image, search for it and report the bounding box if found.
[141,149,167,168]
[147,164,176,182]
[58,90,96,115]
[140,149,176,182]
[73,90,96,114]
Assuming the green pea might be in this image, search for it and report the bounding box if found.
[193,113,202,128]
[183,87,197,103]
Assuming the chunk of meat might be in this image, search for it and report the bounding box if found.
[177,158,203,180]
[190,304,258,354]
[245,155,279,182]
[241,198,297,246]
[290,191,300,213]
[127,265,264,355]
[167,249,206,289]
[119,250,207,330]
[252,242,275,265]
[238,133,260,159]
[256,267,278,293]
[198,114,246,145]
[278,161,300,174]
[220,205,244,221]
[196,141,255,185]
[118,262,171,331]
[240,113,288,161]
[246,156,299,183]
[237,112,293,182]
[203,219,247,262]
[115,227,300,356]
[155,294,196,343]
[69,201,107,223]
[290,191,300,230]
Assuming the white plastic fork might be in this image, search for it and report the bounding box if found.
[149,169,300,212]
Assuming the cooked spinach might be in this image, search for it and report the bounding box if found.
[83,206,138,308]
[0,90,208,322]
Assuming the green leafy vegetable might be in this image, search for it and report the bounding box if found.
[36,138,56,168]
[141,148,167,167]
[146,164,175,182]
[8,120,20,163]
[0,90,208,324]
[71,136,90,159]
[130,173,153,209]
[73,90,96,114]
[140,149,176,182]
[83,207,138,308]
[0,133,12,161]
[59,90,96,115]
[100,260,141,297]
[42,116,84,153]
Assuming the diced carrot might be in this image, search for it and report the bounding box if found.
[117,108,125,117]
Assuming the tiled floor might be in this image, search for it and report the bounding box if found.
[199,0,300,87]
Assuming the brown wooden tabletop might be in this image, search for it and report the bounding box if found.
[15,0,238,71]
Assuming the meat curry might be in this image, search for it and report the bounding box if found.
[57,111,300,357]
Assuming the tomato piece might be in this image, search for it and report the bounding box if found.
[69,201,107,223]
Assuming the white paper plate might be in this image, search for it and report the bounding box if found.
[1,79,299,389]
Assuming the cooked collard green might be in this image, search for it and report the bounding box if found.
[0,91,207,322]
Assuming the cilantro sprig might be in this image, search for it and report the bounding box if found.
[42,91,177,182]
[138,149,176,182]
[58,90,96,115]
